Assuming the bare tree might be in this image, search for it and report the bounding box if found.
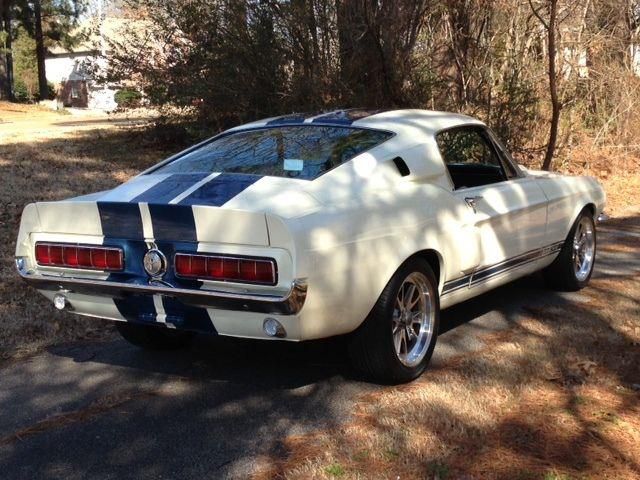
[529,0,561,171]
[0,0,14,100]
[33,0,48,100]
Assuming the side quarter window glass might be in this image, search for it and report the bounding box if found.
[486,129,520,179]
[436,128,508,190]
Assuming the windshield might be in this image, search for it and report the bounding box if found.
[153,126,393,180]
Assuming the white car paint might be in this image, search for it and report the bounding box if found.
[15,109,606,341]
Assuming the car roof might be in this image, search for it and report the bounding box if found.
[227,108,485,136]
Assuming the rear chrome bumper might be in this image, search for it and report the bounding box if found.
[597,212,609,223]
[17,266,307,315]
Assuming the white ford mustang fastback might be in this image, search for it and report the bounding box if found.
[15,109,605,383]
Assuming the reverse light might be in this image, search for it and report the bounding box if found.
[53,294,68,310]
[35,243,124,271]
[175,253,277,285]
[263,317,286,338]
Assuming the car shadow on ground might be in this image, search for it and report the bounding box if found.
[2,246,634,479]
[50,272,551,387]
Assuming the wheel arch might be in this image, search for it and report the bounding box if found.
[583,202,596,217]
[404,248,444,294]
[565,202,597,240]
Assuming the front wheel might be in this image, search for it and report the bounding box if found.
[544,209,597,291]
[348,258,440,384]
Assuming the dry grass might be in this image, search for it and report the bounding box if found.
[0,106,638,477]
[255,215,640,480]
[0,103,175,360]
[553,144,640,217]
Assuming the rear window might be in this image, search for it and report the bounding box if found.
[153,126,393,180]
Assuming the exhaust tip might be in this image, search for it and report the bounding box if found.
[263,317,286,338]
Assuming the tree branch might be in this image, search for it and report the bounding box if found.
[527,0,549,30]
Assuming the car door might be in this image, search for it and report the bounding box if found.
[436,126,548,272]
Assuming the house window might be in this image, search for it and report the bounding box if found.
[71,85,80,99]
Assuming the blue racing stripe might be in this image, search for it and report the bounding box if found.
[148,204,198,242]
[113,295,157,323]
[177,173,262,207]
[311,109,382,125]
[162,297,216,333]
[265,112,316,125]
[130,173,209,204]
[97,202,144,239]
[96,181,217,333]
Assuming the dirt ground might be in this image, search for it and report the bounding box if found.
[1,103,639,479]
[0,102,172,360]
[0,100,637,355]
[257,213,640,479]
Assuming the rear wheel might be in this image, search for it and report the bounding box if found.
[115,322,195,350]
[349,258,440,384]
[544,209,596,291]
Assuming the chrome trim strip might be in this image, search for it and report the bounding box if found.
[442,241,564,296]
[17,269,307,315]
[597,212,609,223]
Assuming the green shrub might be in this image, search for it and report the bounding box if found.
[13,78,30,102]
[46,81,56,100]
[114,88,142,107]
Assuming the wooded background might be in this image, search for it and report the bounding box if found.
[3,0,640,171]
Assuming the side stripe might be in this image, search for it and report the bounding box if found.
[441,276,469,295]
[470,242,563,285]
[177,173,263,207]
[442,241,564,296]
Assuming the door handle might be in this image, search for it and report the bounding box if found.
[464,195,483,213]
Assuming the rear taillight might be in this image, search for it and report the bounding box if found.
[175,253,277,285]
[35,243,123,271]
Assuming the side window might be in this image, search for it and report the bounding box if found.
[436,128,507,189]
[485,129,520,179]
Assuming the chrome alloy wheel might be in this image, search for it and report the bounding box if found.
[392,272,435,368]
[573,216,596,282]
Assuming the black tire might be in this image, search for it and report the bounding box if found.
[115,322,195,350]
[348,257,440,384]
[543,208,597,291]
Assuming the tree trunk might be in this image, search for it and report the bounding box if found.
[542,0,560,171]
[0,0,14,100]
[34,0,48,100]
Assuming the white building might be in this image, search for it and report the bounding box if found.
[45,17,128,110]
